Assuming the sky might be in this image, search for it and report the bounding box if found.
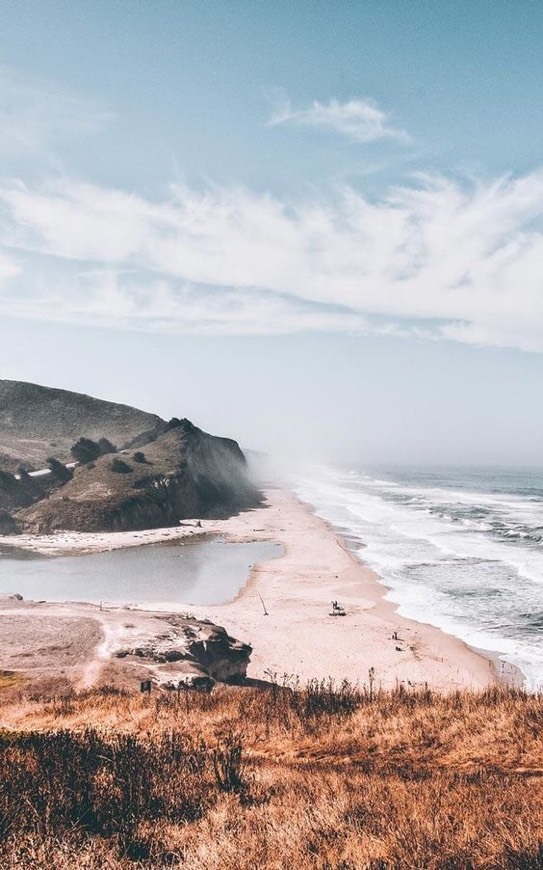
[0,1,543,465]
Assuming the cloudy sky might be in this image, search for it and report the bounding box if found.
[0,1,542,464]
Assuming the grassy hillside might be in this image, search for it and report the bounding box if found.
[1,680,542,868]
[0,382,260,531]
[0,380,161,472]
[18,422,259,532]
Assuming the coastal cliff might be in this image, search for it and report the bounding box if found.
[0,381,260,534]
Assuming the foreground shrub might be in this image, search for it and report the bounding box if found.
[0,728,212,858]
[212,729,247,793]
[1,684,543,867]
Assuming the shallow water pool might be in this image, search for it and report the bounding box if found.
[0,537,281,606]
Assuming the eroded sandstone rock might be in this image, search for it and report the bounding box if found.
[115,614,251,689]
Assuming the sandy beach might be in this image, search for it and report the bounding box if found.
[0,487,504,692]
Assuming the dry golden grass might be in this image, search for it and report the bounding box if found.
[1,680,543,868]
[0,670,24,690]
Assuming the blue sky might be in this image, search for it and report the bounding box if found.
[0,1,543,463]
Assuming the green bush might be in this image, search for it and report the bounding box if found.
[70,438,101,464]
[110,457,133,474]
[47,457,73,483]
[97,437,117,455]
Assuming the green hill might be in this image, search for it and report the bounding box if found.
[0,380,161,472]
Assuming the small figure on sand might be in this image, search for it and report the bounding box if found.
[330,600,346,617]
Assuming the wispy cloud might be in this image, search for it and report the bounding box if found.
[0,66,112,156]
[1,171,543,350]
[0,250,20,282]
[268,96,410,143]
[0,264,373,336]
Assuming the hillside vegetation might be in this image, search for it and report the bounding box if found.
[0,380,160,472]
[0,381,260,532]
[1,680,543,868]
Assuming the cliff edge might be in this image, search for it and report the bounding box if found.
[0,381,260,534]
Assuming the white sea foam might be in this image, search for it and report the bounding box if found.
[293,464,543,689]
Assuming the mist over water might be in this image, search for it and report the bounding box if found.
[293,465,543,689]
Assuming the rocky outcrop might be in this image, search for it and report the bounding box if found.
[0,468,56,513]
[115,615,252,689]
[0,383,262,534]
[15,421,260,534]
[0,509,19,535]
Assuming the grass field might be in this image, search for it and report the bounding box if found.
[0,670,25,691]
[1,678,543,868]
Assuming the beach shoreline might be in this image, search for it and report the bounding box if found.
[315,511,523,688]
[0,486,513,691]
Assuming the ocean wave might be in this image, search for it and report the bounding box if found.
[294,464,543,689]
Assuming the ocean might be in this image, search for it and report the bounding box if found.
[294,465,543,689]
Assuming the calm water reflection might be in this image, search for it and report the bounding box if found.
[0,538,281,605]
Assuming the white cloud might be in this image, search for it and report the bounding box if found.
[0,266,373,336]
[0,171,543,350]
[0,66,112,156]
[268,96,410,143]
[0,250,20,283]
